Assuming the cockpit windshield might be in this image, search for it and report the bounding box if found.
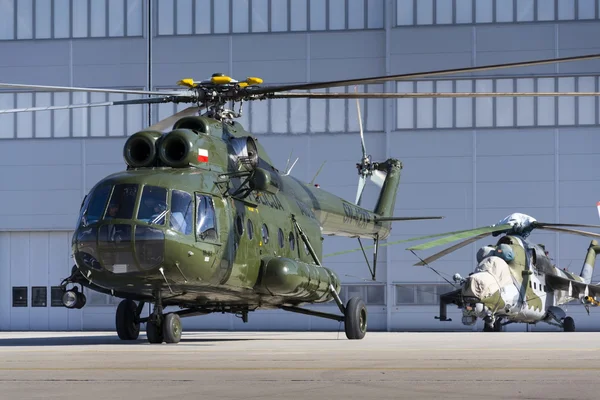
[105,184,138,220]
[136,185,168,225]
[80,184,111,226]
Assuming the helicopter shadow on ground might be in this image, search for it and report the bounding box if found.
[0,332,348,347]
[0,335,254,347]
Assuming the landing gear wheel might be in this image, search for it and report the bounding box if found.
[344,297,367,340]
[163,313,182,344]
[146,320,164,344]
[483,316,494,332]
[493,318,503,332]
[115,299,140,340]
[563,316,575,332]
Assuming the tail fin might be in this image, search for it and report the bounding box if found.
[580,239,600,284]
[373,158,403,219]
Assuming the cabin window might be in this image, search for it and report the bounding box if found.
[247,219,254,240]
[289,231,295,251]
[196,194,217,241]
[170,190,193,235]
[137,185,167,224]
[534,282,537,290]
[261,224,269,244]
[278,228,284,248]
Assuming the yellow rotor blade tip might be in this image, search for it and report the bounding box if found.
[177,78,196,87]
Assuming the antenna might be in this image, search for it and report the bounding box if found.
[284,149,293,172]
[283,157,299,176]
[310,160,327,184]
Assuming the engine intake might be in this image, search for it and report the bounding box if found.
[123,130,163,168]
[158,128,210,168]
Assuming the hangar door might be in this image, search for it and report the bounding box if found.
[0,231,82,331]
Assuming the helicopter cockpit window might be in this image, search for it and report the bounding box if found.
[80,184,111,226]
[137,185,168,225]
[104,184,138,220]
[196,194,217,241]
[170,190,193,235]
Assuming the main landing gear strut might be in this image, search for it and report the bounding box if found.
[283,216,368,339]
[115,291,184,344]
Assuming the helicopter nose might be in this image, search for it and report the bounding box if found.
[461,272,501,303]
[73,223,165,274]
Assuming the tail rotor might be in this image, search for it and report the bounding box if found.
[354,86,385,206]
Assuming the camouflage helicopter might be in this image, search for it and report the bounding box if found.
[1,53,600,343]
[405,211,600,332]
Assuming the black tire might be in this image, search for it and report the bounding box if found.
[76,292,87,309]
[146,320,164,344]
[563,316,575,332]
[115,299,140,340]
[344,297,367,340]
[163,313,182,344]
[493,318,503,332]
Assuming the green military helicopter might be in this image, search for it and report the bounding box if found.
[405,211,600,332]
[2,53,600,343]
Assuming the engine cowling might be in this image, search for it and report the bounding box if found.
[158,128,210,168]
[123,130,163,168]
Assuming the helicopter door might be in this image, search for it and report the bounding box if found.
[195,193,229,284]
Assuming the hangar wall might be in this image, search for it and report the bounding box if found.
[0,0,599,332]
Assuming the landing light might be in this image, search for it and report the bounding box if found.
[62,290,78,308]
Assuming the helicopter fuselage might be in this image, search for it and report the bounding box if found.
[69,117,395,311]
[448,235,598,329]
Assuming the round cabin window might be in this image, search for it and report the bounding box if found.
[289,232,296,251]
[247,219,254,240]
[278,228,284,248]
[261,224,269,244]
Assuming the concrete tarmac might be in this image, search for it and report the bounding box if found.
[1,331,599,400]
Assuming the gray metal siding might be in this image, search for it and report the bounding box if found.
[0,0,598,331]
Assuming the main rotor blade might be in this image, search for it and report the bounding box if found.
[535,222,600,229]
[145,106,201,132]
[413,233,491,266]
[268,91,600,99]
[375,216,445,222]
[323,225,497,258]
[407,224,514,251]
[0,82,179,96]
[539,226,600,239]
[246,53,600,94]
[0,96,190,114]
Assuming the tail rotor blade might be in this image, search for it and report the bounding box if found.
[370,170,386,188]
[356,176,367,205]
[355,86,366,159]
